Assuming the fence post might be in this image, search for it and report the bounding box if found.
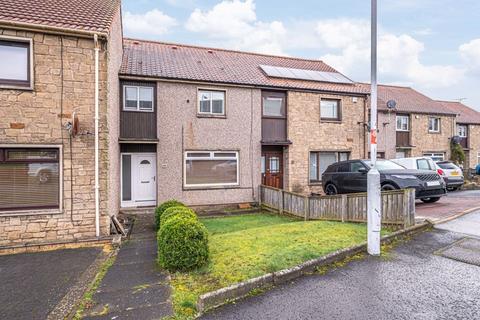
[304,195,309,221]
[340,195,347,222]
[279,189,284,215]
[258,185,262,209]
[402,189,409,228]
[409,189,416,226]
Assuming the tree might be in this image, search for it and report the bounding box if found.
[450,140,466,166]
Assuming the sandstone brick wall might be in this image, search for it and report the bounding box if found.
[0,24,122,247]
[410,114,454,159]
[467,124,480,169]
[286,91,367,195]
[156,82,262,206]
[377,111,397,159]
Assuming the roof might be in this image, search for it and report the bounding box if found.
[120,39,369,95]
[0,0,120,34]
[358,83,457,116]
[435,100,480,124]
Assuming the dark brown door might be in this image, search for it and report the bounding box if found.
[262,151,283,189]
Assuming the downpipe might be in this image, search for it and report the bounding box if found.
[94,34,100,237]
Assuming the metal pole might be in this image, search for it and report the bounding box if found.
[368,0,381,255]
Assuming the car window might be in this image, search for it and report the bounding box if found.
[437,162,457,170]
[364,160,405,170]
[417,159,432,170]
[337,163,350,173]
[351,162,366,172]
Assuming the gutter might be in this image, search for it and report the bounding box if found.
[94,34,100,237]
[0,20,108,39]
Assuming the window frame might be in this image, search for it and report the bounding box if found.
[423,153,445,162]
[262,91,286,118]
[396,115,410,131]
[309,151,350,183]
[428,117,441,133]
[320,98,342,121]
[184,150,239,188]
[457,124,467,138]
[0,145,62,214]
[122,85,155,112]
[0,36,34,90]
[197,89,226,116]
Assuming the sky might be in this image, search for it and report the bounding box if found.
[122,0,480,111]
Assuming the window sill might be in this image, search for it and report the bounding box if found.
[197,114,226,119]
[428,131,441,134]
[0,84,33,91]
[308,181,323,186]
[0,208,62,217]
[183,185,240,191]
[320,119,342,123]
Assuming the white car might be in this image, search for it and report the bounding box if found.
[435,161,464,191]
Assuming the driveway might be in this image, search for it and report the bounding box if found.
[0,247,103,320]
[416,189,480,222]
[201,229,480,320]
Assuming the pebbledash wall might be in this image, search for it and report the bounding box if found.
[0,10,123,247]
[410,114,455,159]
[285,91,368,195]
[154,81,262,206]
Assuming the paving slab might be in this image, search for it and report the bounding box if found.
[435,209,480,237]
[0,247,101,320]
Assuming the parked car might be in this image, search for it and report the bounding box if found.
[435,161,464,191]
[321,159,447,203]
[391,156,438,172]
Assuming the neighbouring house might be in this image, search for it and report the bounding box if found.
[436,100,480,169]
[360,84,458,161]
[0,0,123,247]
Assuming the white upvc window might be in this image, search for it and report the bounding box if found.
[123,85,154,112]
[423,153,445,162]
[198,90,225,115]
[428,117,441,133]
[184,151,238,187]
[320,99,341,120]
[457,124,467,137]
[396,115,409,131]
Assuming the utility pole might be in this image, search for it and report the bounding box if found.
[368,0,381,255]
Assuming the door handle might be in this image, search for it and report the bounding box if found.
[141,181,149,183]
[153,176,156,182]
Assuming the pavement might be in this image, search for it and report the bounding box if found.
[201,228,480,320]
[435,209,480,238]
[83,211,173,319]
[0,247,103,320]
[416,189,480,222]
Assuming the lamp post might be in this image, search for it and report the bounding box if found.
[368,0,381,255]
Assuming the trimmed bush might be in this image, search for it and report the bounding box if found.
[160,206,197,226]
[155,200,185,230]
[158,215,209,271]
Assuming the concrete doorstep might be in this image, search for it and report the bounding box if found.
[196,222,432,315]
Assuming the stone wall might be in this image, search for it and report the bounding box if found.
[467,124,480,169]
[377,111,397,159]
[286,91,367,195]
[0,24,121,247]
[410,114,455,159]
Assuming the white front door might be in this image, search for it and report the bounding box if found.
[121,153,157,207]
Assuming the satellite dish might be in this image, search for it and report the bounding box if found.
[386,100,397,110]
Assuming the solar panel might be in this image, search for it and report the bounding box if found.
[259,65,353,84]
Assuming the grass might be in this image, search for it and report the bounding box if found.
[169,213,391,319]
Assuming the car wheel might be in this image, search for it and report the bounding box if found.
[381,183,397,191]
[324,183,338,195]
[421,197,441,203]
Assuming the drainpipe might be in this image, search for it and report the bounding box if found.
[94,34,100,237]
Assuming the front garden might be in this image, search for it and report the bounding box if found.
[154,202,391,319]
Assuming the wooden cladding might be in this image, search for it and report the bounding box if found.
[120,81,157,140]
[458,137,468,149]
[396,131,411,147]
[261,91,287,143]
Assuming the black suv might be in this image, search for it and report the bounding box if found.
[321,159,447,203]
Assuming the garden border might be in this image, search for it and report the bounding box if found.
[196,221,432,315]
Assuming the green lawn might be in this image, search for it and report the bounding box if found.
[170,213,383,318]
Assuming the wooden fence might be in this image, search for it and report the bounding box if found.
[259,185,415,228]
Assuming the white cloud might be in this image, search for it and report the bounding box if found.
[185,0,287,55]
[123,9,178,38]
[459,38,480,74]
[414,28,433,36]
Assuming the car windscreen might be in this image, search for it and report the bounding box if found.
[437,162,458,170]
[364,160,406,170]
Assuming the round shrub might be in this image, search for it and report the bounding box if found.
[157,215,209,272]
[160,206,197,226]
[155,200,185,230]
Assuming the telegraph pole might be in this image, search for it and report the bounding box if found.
[368,0,381,255]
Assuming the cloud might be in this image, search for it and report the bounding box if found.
[459,38,480,74]
[185,0,287,55]
[414,28,433,36]
[123,9,178,38]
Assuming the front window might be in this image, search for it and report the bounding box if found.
[428,117,441,133]
[396,115,409,131]
[457,124,467,137]
[0,38,32,88]
[0,148,60,212]
[198,90,225,115]
[185,151,238,187]
[263,96,284,117]
[309,151,350,182]
[123,85,154,112]
[423,153,445,162]
[320,99,340,120]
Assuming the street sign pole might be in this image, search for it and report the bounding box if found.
[368,0,381,255]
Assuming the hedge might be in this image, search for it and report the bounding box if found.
[160,206,197,226]
[155,200,185,230]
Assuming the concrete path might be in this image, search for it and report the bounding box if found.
[0,247,102,320]
[83,212,173,319]
[435,209,480,238]
[201,229,480,320]
[416,189,480,222]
